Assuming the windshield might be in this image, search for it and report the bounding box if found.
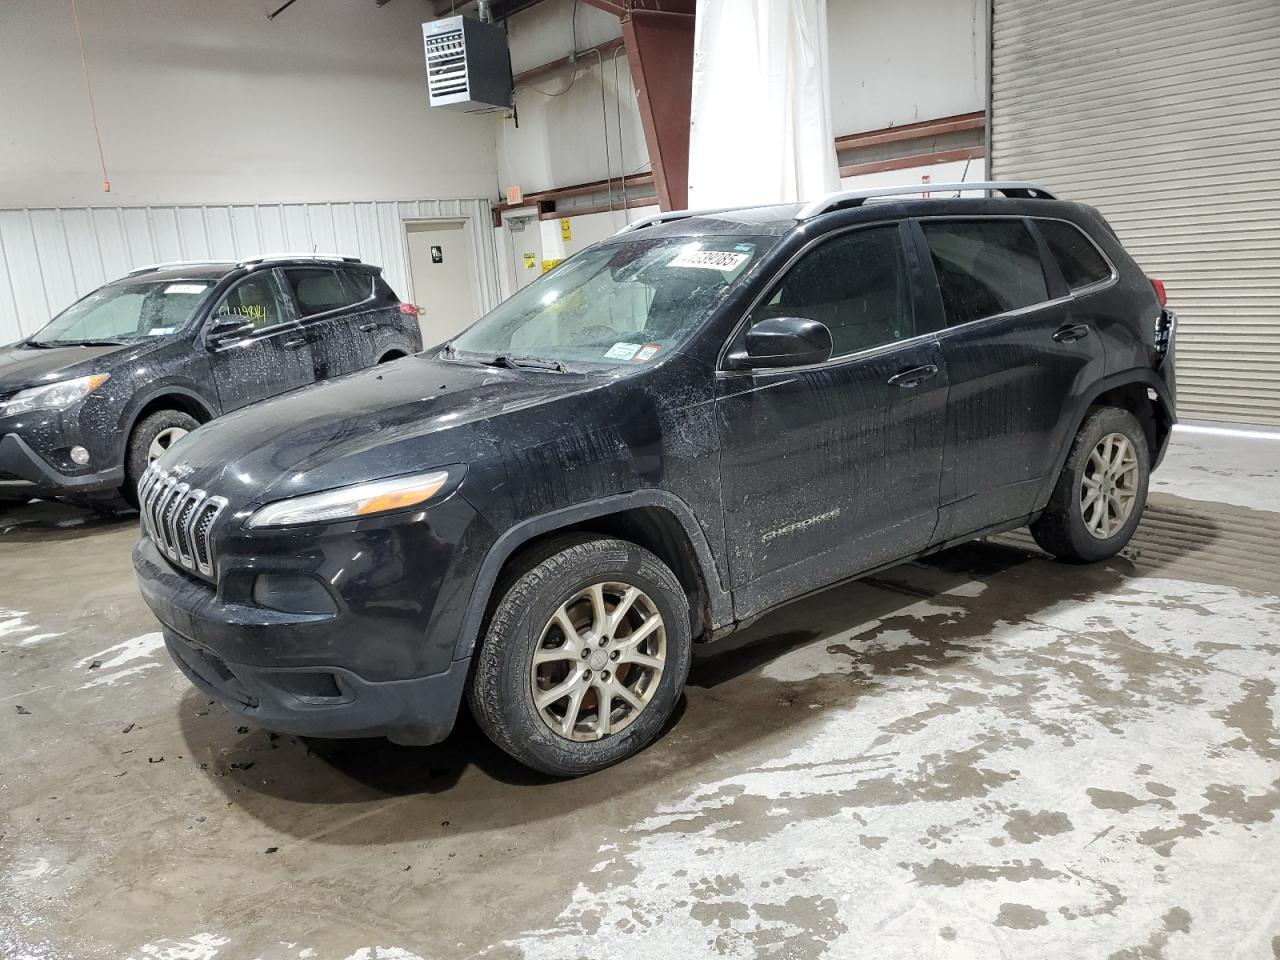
[451,235,772,366]
[30,279,216,345]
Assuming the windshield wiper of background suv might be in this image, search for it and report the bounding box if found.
[29,338,131,347]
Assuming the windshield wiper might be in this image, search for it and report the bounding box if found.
[62,338,130,347]
[486,354,566,373]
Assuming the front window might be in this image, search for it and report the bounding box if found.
[451,235,772,366]
[31,279,216,345]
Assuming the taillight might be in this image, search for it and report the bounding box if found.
[399,302,419,317]
[1151,278,1167,306]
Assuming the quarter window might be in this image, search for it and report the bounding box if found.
[213,275,288,331]
[1037,219,1112,291]
[755,225,914,358]
[341,268,375,304]
[922,220,1049,326]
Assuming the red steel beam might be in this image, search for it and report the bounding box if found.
[620,1,696,210]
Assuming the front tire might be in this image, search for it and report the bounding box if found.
[123,410,199,507]
[1030,406,1150,563]
[468,536,692,777]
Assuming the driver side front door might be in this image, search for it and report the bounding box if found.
[715,222,949,620]
[205,270,316,413]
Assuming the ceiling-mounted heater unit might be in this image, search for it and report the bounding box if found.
[423,15,512,114]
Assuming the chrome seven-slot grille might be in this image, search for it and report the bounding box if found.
[138,465,227,578]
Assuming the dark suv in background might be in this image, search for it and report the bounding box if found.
[0,255,422,506]
[134,182,1176,777]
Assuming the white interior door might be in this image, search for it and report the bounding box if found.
[405,219,481,345]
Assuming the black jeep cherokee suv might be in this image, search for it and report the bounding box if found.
[134,182,1176,776]
[0,255,421,506]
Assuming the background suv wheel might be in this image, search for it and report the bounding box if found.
[468,535,692,777]
[1030,406,1150,563]
[124,409,199,507]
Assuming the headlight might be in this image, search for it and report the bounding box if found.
[246,470,452,528]
[0,374,110,416]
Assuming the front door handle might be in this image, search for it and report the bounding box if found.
[887,363,939,389]
[358,322,378,332]
[1053,323,1091,343]
[282,337,309,349]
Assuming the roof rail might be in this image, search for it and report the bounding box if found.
[236,253,361,268]
[127,259,235,276]
[795,181,1056,220]
[612,207,743,237]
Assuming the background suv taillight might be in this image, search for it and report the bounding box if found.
[1151,278,1168,306]
[399,302,420,317]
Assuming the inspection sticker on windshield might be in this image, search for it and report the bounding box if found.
[146,327,176,336]
[668,249,750,271]
[164,283,208,294]
[634,343,661,362]
[604,342,642,361]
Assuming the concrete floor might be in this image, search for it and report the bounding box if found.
[2,427,1278,960]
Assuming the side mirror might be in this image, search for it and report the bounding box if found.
[727,316,833,370]
[205,317,255,347]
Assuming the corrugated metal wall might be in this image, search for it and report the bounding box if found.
[0,198,501,345]
[991,0,1280,425]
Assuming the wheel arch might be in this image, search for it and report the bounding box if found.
[121,387,217,457]
[453,491,733,662]
[1037,368,1174,512]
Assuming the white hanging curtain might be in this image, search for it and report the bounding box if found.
[687,0,839,209]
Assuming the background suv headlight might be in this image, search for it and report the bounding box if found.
[0,373,110,416]
[246,470,453,528]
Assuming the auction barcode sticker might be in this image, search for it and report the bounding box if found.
[668,249,750,271]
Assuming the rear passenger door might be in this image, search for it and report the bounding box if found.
[914,217,1106,543]
[281,267,377,380]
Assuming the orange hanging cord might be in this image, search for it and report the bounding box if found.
[70,0,110,192]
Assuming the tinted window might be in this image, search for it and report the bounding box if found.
[1037,219,1112,290]
[213,275,288,331]
[756,225,913,358]
[342,268,374,304]
[284,268,350,318]
[922,220,1049,326]
[374,274,400,304]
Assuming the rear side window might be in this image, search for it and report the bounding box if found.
[374,274,400,304]
[1037,219,1112,291]
[283,268,350,318]
[922,220,1049,326]
[756,224,914,358]
[341,269,374,304]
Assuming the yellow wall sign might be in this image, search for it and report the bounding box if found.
[541,258,562,273]
[522,252,536,270]
[559,218,572,242]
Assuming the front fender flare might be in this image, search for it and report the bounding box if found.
[451,489,732,662]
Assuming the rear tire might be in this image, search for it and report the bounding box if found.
[467,536,692,777]
[123,410,199,507]
[1030,406,1149,563]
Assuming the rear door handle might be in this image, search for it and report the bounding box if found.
[282,337,309,349]
[358,322,378,332]
[887,363,939,389]
[1053,323,1091,343]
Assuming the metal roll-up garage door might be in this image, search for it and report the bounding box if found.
[991,0,1280,425]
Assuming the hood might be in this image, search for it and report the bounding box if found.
[161,354,617,504]
[0,341,143,393]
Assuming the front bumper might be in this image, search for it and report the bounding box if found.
[0,432,123,499]
[132,492,484,744]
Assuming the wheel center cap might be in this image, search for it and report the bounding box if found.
[589,649,609,670]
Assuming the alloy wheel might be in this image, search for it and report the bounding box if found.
[1080,431,1139,539]
[148,426,189,463]
[530,581,666,742]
